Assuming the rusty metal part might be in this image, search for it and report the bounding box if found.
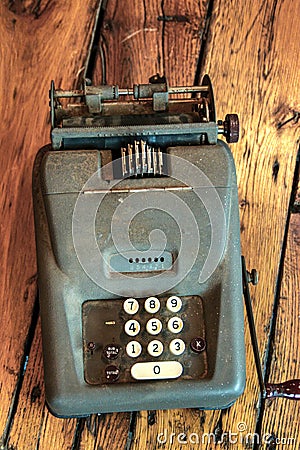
[246,268,259,285]
[50,75,240,149]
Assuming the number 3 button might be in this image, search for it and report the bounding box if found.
[169,339,185,355]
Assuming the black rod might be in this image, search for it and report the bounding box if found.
[241,255,265,396]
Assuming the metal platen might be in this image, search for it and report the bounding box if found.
[50,75,239,152]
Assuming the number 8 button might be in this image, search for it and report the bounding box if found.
[144,297,160,313]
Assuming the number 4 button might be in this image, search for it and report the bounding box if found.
[124,319,140,336]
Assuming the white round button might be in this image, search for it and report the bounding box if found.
[166,296,182,313]
[167,316,184,334]
[147,340,164,357]
[144,297,160,313]
[169,339,186,355]
[126,341,142,358]
[124,319,140,336]
[123,298,139,315]
[146,318,162,335]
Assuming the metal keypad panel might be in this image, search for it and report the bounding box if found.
[82,295,208,385]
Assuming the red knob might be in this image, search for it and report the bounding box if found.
[223,114,239,143]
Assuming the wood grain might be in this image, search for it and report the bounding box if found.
[260,188,300,447]
[1,0,299,448]
[92,0,208,86]
[0,1,102,446]
[78,413,132,449]
[198,0,300,446]
[7,319,78,450]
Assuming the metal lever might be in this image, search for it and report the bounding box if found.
[241,256,300,400]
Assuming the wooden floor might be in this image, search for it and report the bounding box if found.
[0,0,299,448]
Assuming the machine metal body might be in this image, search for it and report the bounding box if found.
[33,75,245,417]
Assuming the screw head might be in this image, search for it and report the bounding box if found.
[247,269,259,285]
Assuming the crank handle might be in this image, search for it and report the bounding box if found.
[265,379,300,400]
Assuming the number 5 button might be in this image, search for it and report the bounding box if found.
[167,316,184,333]
[146,318,162,335]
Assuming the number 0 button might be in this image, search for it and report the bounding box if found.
[124,319,140,336]
[144,297,160,313]
[167,317,183,333]
[123,298,139,315]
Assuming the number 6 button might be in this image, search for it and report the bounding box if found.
[167,317,183,333]
[124,319,140,336]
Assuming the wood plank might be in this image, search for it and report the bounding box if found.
[0,0,102,445]
[79,413,131,449]
[8,319,131,450]
[7,319,78,450]
[92,0,208,86]
[197,0,300,446]
[260,187,300,447]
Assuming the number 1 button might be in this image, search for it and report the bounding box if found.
[126,341,142,358]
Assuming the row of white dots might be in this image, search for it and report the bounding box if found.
[126,339,186,357]
[124,317,183,336]
[123,296,182,315]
